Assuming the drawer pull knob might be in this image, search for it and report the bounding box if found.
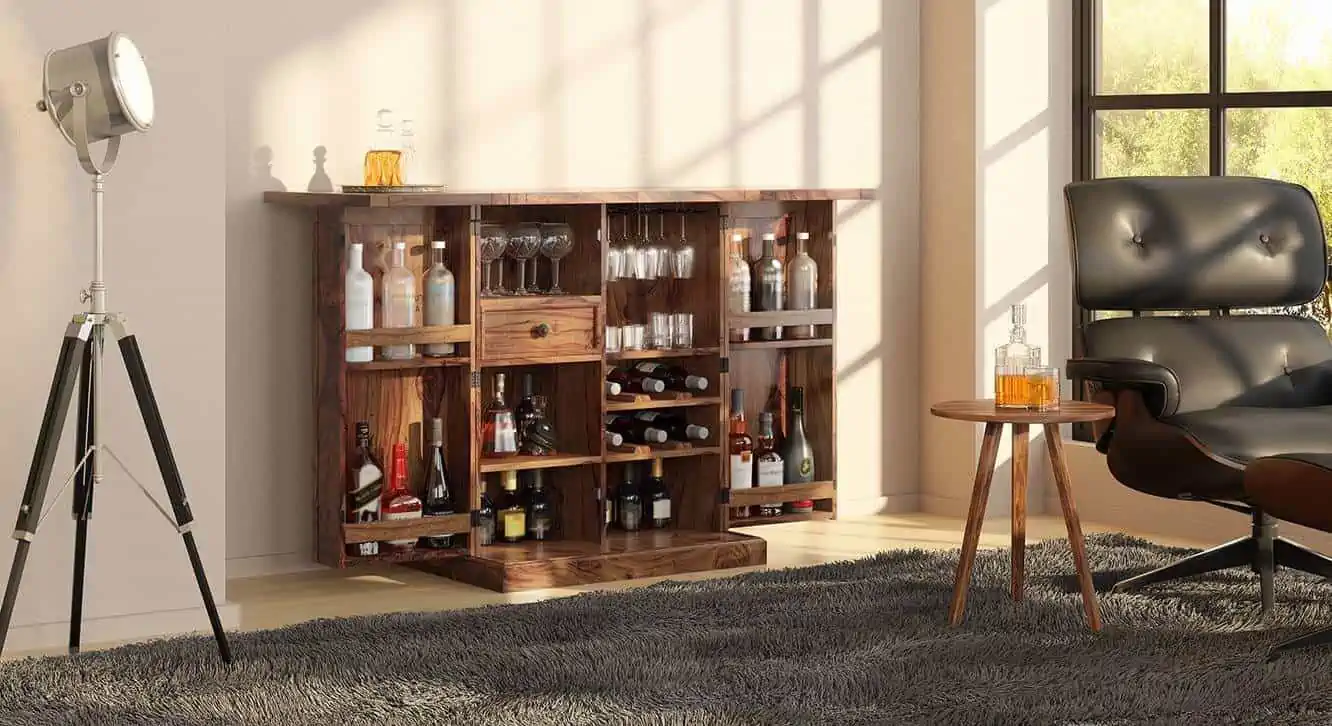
[532,323,552,338]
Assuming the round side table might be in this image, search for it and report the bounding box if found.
[929,399,1115,632]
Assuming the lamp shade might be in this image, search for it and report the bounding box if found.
[40,32,154,147]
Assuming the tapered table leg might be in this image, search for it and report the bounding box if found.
[1011,423,1028,601]
[949,422,1004,626]
[1044,423,1102,632]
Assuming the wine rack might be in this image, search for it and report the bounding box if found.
[267,187,866,591]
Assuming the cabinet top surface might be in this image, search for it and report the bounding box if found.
[264,187,876,207]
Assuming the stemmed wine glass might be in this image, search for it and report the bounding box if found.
[478,223,509,297]
[507,223,543,295]
[648,213,672,278]
[540,223,575,294]
[622,212,644,280]
[673,212,696,278]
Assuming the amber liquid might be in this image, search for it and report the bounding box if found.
[995,372,1058,410]
[363,150,404,186]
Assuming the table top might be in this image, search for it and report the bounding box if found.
[930,399,1115,424]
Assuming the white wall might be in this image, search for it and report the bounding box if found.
[0,1,233,650]
[225,0,921,575]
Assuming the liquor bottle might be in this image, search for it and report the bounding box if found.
[482,373,518,457]
[615,473,643,531]
[605,414,669,445]
[787,232,818,339]
[607,367,667,395]
[632,411,709,442]
[728,389,754,519]
[477,491,497,546]
[345,243,374,363]
[498,471,526,543]
[515,374,539,447]
[516,378,557,456]
[784,386,817,514]
[630,362,708,393]
[381,240,417,360]
[644,459,672,528]
[605,380,623,397]
[423,239,457,356]
[752,232,784,340]
[420,418,455,549]
[381,442,423,551]
[754,412,785,516]
[347,422,382,557]
[604,488,614,527]
[728,233,751,343]
[524,470,555,541]
[994,304,1041,408]
[604,430,626,448]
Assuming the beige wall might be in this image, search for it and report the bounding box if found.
[0,1,233,650]
[225,0,921,575]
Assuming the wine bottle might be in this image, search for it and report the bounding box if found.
[644,459,672,528]
[754,412,784,516]
[752,232,784,340]
[728,389,754,519]
[524,470,555,541]
[604,430,626,448]
[423,239,457,356]
[498,471,526,543]
[381,442,422,551]
[604,414,668,445]
[482,373,518,457]
[347,422,382,557]
[381,240,417,360]
[631,362,708,392]
[607,367,667,395]
[787,232,818,339]
[783,386,816,514]
[728,233,751,343]
[605,380,623,397]
[420,418,455,549]
[345,243,374,363]
[616,474,643,531]
[477,491,497,546]
[632,411,709,442]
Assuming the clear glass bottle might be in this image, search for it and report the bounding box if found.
[752,233,784,340]
[345,243,374,363]
[381,240,417,360]
[787,232,818,339]
[423,240,456,357]
[727,233,751,343]
[995,304,1042,408]
[754,412,785,516]
[482,373,519,457]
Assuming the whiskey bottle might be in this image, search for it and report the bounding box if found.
[607,367,667,395]
[728,388,754,519]
[347,422,382,557]
[477,491,497,546]
[381,442,423,551]
[631,362,708,393]
[644,459,672,528]
[994,304,1041,408]
[423,239,457,356]
[783,386,816,514]
[514,373,539,446]
[498,471,526,543]
[420,418,455,549]
[482,373,519,457]
[728,233,751,343]
[616,473,643,531]
[754,412,785,517]
[605,414,669,445]
[524,470,555,541]
[752,232,784,340]
[787,232,818,339]
[381,240,417,360]
[632,411,709,442]
[345,243,374,363]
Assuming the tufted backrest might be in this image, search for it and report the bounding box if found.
[1065,176,1326,311]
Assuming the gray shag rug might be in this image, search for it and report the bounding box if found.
[3,534,1332,726]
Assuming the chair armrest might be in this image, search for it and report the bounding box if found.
[1066,357,1181,418]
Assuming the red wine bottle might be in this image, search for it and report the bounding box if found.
[631,362,708,392]
[604,414,668,444]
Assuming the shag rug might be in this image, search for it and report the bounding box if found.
[2,534,1332,726]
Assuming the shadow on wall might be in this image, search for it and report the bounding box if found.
[309,146,334,192]
[252,146,286,193]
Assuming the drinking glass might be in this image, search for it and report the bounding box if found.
[671,313,694,348]
[649,312,673,350]
[477,223,509,297]
[507,223,543,295]
[605,326,623,354]
[672,213,696,279]
[624,213,646,280]
[1025,367,1060,411]
[540,223,575,293]
[605,225,624,282]
[648,214,672,278]
[622,324,647,351]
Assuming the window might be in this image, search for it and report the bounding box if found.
[1071,0,1332,436]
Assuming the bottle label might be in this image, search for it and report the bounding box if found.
[730,454,753,489]
[502,510,526,539]
[652,499,671,521]
[756,459,784,487]
[633,362,663,375]
[634,411,664,422]
[383,507,422,546]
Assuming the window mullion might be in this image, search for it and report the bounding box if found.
[1209,0,1225,176]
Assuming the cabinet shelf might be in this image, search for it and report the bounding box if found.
[478,453,601,473]
[726,481,835,507]
[343,513,472,545]
[344,546,468,567]
[730,338,832,351]
[605,445,723,463]
[347,356,470,372]
[727,308,833,330]
[605,395,722,412]
[345,324,472,348]
[605,347,721,362]
[729,511,834,527]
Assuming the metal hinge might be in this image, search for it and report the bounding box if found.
[470,371,481,388]
[720,356,730,374]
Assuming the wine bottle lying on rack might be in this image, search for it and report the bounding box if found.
[632,411,709,442]
[630,362,709,393]
[607,367,666,394]
[605,414,668,445]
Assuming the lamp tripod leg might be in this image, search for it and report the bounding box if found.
[69,333,98,654]
[0,319,92,657]
[115,328,232,664]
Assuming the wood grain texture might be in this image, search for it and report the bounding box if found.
[604,445,723,464]
[604,395,722,412]
[265,188,875,208]
[729,510,835,527]
[480,304,599,364]
[605,347,721,362]
[949,422,1003,627]
[344,324,472,348]
[314,208,349,569]
[478,454,602,473]
[348,356,470,372]
[422,366,472,545]
[347,370,427,487]
[726,308,835,330]
[727,481,835,507]
[729,338,833,352]
[930,399,1115,424]
[1011,422,1029,602]
[347,546,467,567]
[343,513,472,544]
[1045,423,1103,632]
[480,295,601,312]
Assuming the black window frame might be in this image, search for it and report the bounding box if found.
[1070,0,1332,441]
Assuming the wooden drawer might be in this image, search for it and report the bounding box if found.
[480,296,601,363]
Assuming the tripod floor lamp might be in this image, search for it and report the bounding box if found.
[0,33,231,663]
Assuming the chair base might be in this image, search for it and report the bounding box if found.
[1111,510,1332,616]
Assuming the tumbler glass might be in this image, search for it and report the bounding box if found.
[649,312,673,350]
[605,326,623,354]
[622,324,647,351]
[1025,367,1060,412]
[671,313,694,349]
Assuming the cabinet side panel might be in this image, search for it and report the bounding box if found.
[315,209,348,567]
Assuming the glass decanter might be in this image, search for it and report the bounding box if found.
[994,304,1042,408]
[482,373,519,457]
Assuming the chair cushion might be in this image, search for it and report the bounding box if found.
[1163,406,1332,465]
[1245,454,1332,533]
